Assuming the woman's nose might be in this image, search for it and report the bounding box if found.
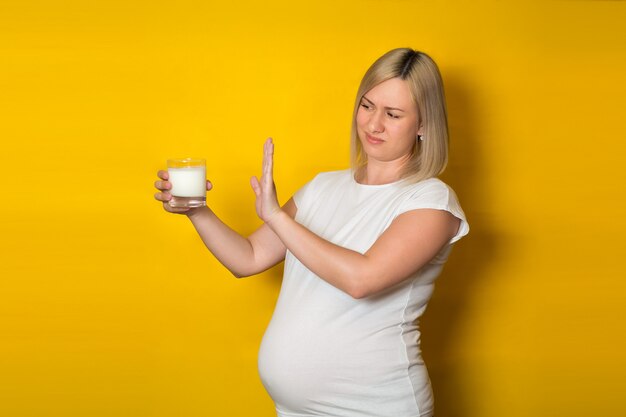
[369,111,384,133]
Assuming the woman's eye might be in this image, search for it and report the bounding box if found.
[360,103,371,110]
[387,112,400,119]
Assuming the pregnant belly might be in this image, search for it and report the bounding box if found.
[257,320,351,410]
[257,314,422,415]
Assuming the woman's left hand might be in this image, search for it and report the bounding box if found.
[250,138,282,223]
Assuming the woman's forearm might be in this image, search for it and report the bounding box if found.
[266,210,368,297]
[186,207,274,278]
[265,208,457,299]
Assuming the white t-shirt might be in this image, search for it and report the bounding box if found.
[258,170,469,417]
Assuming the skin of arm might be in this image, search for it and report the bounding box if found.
[185,200,297,278]
[251,138,460,299]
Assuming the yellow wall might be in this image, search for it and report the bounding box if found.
[1,1,625,416]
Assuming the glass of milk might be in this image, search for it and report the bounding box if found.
[167,158,206,208]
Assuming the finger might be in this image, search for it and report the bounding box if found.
[268,140,274,176]
[206,180,213,191]
[261,139,268,178]
[158,170,169,180]
[263,138,274,183]
[250,176,261,197]
[154,180,171,191]
[162,202,175,212]
[154,191,172,202]
[165,204,190,214]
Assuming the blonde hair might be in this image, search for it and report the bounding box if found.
[351,48,449,183]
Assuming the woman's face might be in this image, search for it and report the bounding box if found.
[356,77,422,164]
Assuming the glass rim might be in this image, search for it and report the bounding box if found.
[167,158,205,167]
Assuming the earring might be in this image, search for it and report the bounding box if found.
[417,135,424,141]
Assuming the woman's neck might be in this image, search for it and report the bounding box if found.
[358,158,409,185]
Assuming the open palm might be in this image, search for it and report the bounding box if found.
[250,138,281,223]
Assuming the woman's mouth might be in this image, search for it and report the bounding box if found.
[365,133,384,145]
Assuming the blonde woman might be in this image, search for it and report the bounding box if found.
[154,48,469,417]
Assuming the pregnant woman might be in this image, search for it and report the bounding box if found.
[154,48,469,417]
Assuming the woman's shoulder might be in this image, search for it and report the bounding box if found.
[398,177,469,242]
[315,169,352,180]
[403,176,452,194]
[293,169,352,207]
[307,169,353,187]
[398,176,465,211]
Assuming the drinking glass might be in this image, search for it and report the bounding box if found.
[167,158,206,208]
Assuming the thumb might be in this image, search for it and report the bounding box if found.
[250,176,261,197]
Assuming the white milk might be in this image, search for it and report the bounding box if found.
[168,166,206,197]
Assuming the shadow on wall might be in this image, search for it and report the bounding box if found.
[421,71,503,417]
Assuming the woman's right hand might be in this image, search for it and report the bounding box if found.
[154,170,213,215]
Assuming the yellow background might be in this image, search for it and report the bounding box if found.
[1,1,625,416]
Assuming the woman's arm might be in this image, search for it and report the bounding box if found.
[186,201,296,278]
[251,138,460,298]
[267,208,458,298]
[155,170,296,278]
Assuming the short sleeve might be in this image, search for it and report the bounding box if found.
[292,174,317,211]
[397,179,469,244]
